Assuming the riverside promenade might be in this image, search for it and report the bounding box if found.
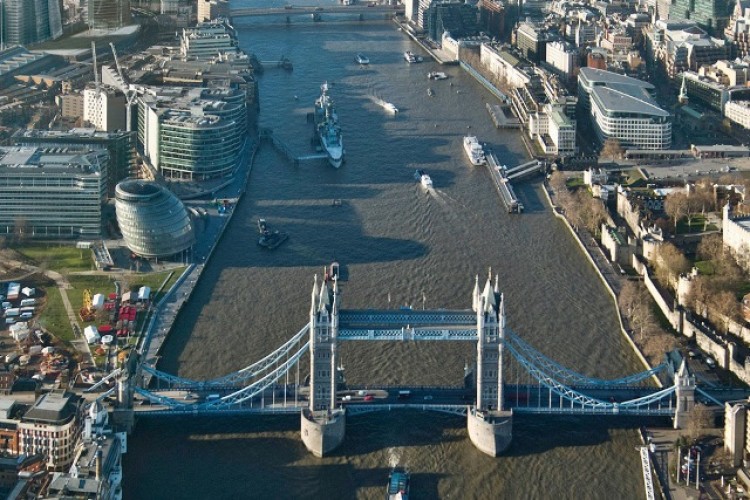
[138,142,258,384]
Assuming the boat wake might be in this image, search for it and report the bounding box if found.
[368,95,399,114]
[387,448,402,468]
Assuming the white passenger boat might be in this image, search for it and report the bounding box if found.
[427,71,448,80]
[356,53,370,65]
[463,136,486,166]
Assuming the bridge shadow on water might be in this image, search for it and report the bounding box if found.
[506,414,669,457]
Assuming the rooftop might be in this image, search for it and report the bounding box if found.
[22,391,79,424]
[591,86,669,117]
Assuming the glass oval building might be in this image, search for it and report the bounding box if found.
[115,180,195,258]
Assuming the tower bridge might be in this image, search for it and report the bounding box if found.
[111,273,725,458]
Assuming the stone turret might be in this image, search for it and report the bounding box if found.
[673,359,696,429]
[302,274,345,457]
[468,271,513,457]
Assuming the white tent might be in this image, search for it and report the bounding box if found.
[84,326,100,344]
[92,294,105,310]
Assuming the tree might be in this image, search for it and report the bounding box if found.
[697,233,723,263]
[619,280,658,341]
[601,138,624,161]
[708,290,740,334]
[664,192,688,231]
[688,404,715,440]
[654,243,690,290]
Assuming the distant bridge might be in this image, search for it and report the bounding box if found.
[230,4,404,18]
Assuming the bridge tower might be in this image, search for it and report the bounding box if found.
[467,273,513,457]
[673,359,696,429]
[301,275,346,457]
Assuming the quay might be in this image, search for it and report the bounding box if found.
[137,140,258,387]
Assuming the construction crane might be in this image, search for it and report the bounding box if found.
[109,42,137,132]
[80,289,96,322]
[91,42,100,93]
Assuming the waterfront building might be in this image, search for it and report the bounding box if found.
[83,85,127,132]
[578,68,671,149]
[0,146,108,239]
[17,391,85,472]
[138,87,246,180]
[86,0,131,30]
[1,0,63,46]
[480,43,533,89]
[723,203,750,271]
[197,0,230,22]
[180,20,240,59]
[424,1,481,42]
[545,104,576,155]
[46,401,125,500]
[11,128,136,197]
[115,179,195,259]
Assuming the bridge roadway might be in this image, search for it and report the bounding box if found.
[229,4,404,17]
[127,384,750,416]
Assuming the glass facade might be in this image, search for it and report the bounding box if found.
[115,180,195,258]
[0,148,107,238]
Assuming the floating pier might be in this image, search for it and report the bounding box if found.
[485,152,523,213]
[259,128,327,166]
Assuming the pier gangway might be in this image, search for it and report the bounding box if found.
[505,159,545,181]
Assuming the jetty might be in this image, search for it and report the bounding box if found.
[485,152,523,213]
[259,128,327,166]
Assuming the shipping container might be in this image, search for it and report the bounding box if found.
[20,298,36,307]
[4,308,20,317]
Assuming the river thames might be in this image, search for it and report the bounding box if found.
[123,14,653,499]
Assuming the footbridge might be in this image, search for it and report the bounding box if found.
[111,273,720,458]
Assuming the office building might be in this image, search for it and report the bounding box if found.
[12,128,135,197]
[197,0,230,22]
[86,0,131,30]
[578,68,672,149]
[83,86,127,132]
[1,0,62,46]
[0,146,108,239]
[115,179,195,259]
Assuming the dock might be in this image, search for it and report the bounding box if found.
[486,103,520,129]
[485,152,523,213]
[259,128,327,165]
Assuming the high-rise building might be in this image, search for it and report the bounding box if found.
[671,0,731,34]
[83,85,127,132]
[1,0,62,47]
[86,0,131,30]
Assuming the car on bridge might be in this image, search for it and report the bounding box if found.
[364,395,374,402]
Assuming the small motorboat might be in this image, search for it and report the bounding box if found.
[414,169,433,188]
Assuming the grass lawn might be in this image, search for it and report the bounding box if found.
[676,216,718,234]
[36,287,76,342]
[566,177,585,189]
[694,260,715,275]
[624,168,646,187]
[16,244,93,273]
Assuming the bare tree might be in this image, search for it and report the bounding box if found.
[619,280,658,341]
[601,138,624,161]
[685,275,712,316]
[688,404,715,439]
[665,192,688,231]
[697,233,723,262]
[654,243,690,290]
[708,290,740,334]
